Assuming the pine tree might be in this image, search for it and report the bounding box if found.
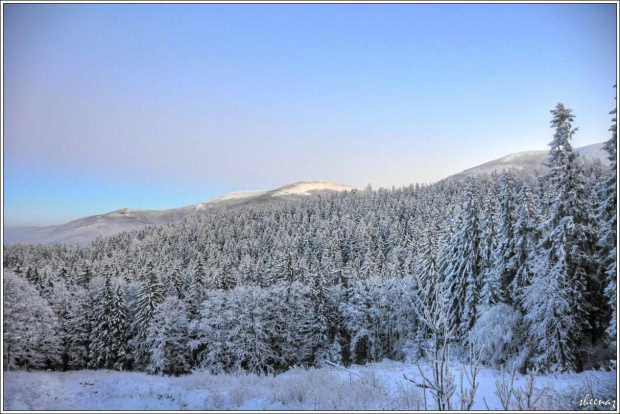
[132,261,165,370]
[440,178,484,340]
[480,179,503,306]
[310,271,331,365]
[273,277,314,368]
[229,286,281,374]
[413,217,444,345]
[77,261,93,286]
[509,184,541,309]
[488,171,519,304]
[164,264,183,298]
[529,103,599,372]
[89,276,115,369]
[344,277,374,364]
[65,286,92,369]
[522,255,576,372]
[110,284,129,370]
[598,85,617,347]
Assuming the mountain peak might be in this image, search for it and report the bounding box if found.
[272,181,357,196]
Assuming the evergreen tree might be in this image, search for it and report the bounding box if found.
[530,104,599,371]
[488,171,519,304]
[77,261,93,286]
[65,286,92,369]
[110,284,129,370]
[509,184,541,309]
[310,271,332,365]
[480,179,503,306]
[440,178,484,340]
[89,276,115,369]
[522,255,576,372]
[598,85,617,347]
[132,261,165,370]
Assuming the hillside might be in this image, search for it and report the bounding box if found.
[3,181,356,245]
[450,142,608,181]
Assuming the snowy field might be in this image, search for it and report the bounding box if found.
[3,360,616,411]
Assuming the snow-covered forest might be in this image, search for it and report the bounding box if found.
[3,98,618,409]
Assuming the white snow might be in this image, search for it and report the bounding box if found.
[194,190,270,209]
[272,181,356,196]
[3,361,616,411]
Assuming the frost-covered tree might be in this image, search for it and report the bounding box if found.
[274,282,313,368]
[310,271,332,365]
[488,171,519,304]
[480,180,503,307]
[228,286,281,373]
[164,263,183,298]
[471,303,523,368]
[89,276,115,369]
[131,261,165,369]
[598,85,617,346]
[509,184,541,309]
[110,284,129,370]
[46,281,72,370]
[191,289,229,373]
[522,255,576,372]
[64,286,92,369]
[440,178,484,340]
[77,261,93,287]
[3,271,62,370]
[529,104,599,372]
[145,296,191,376]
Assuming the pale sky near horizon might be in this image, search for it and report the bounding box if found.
[3,3,617,227]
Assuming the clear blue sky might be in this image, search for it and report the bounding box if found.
[3,3,617,226]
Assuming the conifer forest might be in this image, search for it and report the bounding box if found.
[3,95,617,390]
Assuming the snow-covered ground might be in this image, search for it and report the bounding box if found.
[3,360,616,411]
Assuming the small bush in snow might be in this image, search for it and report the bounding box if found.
[471,304,523,368]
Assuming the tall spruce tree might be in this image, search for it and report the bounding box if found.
[598,85,617,348]
[110,284,129,370]
[65,286,92,369]
[89,276,115,369]
[509,184,541,310]
[526,104,598,372]
[132,261,165,370]
[310,271,331,365]
[490,171,519,303]
[440,178,484,340]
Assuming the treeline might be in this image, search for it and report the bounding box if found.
[3,93,617,376]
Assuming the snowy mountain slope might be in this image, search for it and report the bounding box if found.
[450,142,609,181]
[3,181,356,246]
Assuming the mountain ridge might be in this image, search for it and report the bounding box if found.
[449,142,608,180]
[3,181,357,245]
[3,142,610,246]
